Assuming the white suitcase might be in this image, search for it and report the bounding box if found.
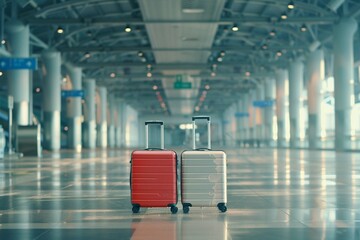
[181,116,227,213]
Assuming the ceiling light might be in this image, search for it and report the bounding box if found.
[64,126,69,131]
[220,51,226,56]
[280,12,288,20]
[0,72,3,77]
[195,106,200,111]
[1,39,5,45]
[269,30,276,36]
[276,51,283,57]
[182,8,204,14]
[138,51,144,57]
[147,72,152,78]
[262,44,268,50]
[110,72,116,78]
[205,84,210,90]
[124,25,132,32]
[84,52,91,58]
[288,1,295,9]
[217,57,223,62]
[62,77,67,82]
[231,24,239,32]
[245,71,251,77]
[35,87,41,93]
[57,26,64,34]
[300,24,307,32]
[211,72,216,77]
[152,85,158,90]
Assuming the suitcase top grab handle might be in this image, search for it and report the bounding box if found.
[145,120,164,149]
[192,115,211,150]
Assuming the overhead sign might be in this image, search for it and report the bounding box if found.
[235,112,249,118]
[174,81,192,89]
[253,100,274,108]
[0,57,38,70]
[61,90,84,98]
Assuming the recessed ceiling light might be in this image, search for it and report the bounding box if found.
[152,85,158,90]
[211,72,216,77]
[138,51,144,57]
[276,51,283,57]
[262,44,268,50]
[300,24,307,32]
[220,51,226,56]
[57,26,64,34]
[1,39,5,44]
[288,1,295,9]
[217,57,223,62]
[84,52,91,58]
[231,24,239,32]
[0,72,3,77]
[245,71,251,77]
[147,72,152,78]
[269,30,276,36]
[182,8,204,14]
[281,12,288,20]
[110,72,116,78]
[205,84,210,90]
[124,25,132,32]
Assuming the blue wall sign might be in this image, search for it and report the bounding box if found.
[0,57,38,70]
[235,112,249,118]
[252,100,274,108]
[61,90,84,98]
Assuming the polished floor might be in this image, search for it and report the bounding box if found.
[0,147,360,239]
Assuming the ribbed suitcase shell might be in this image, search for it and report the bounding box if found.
[131,150,177,207]
[181,150,227,206]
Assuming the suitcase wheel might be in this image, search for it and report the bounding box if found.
[170,205,178,214]
[132,205,140,213]
[182,203,192,214]
[217,203,227,213]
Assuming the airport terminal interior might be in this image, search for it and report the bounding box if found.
[1,0,360,239]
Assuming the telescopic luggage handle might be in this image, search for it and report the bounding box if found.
[145,120,164,149]
[192,116,211,150]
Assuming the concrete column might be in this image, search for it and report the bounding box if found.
[289,59,304,148]
[264,77,275,146]
[276,69,288,147]
[242,93,249,145]
[97,87,107,148]
[66,66,82,152]
[248,89,256,146]
[41,49,61,151]
[307,49,324,149]
[235,100,241,145]
[83,79,96,149]
[115,100,124,148]
[333,18,357,151]
[6,20,30,125]
[107,94,116,148]
[256,83,265,146]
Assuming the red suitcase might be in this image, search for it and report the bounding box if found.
[130,121,178,214]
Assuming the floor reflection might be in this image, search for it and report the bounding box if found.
[0,148,360,239]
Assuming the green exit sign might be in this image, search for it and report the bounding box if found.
[174,81,192,89]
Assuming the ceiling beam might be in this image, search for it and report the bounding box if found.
[24,16,338,26]
[59,46,305,53]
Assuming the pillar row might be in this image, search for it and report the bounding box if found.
[276,69,288,148]
[307,49,324,149]
[6,20,30,125]
[41,49,61,151]
[97,87,107,148]
[333,17,358,151]
[66,66,82,152]
[83,79,96,149]
[289,59,304,148]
